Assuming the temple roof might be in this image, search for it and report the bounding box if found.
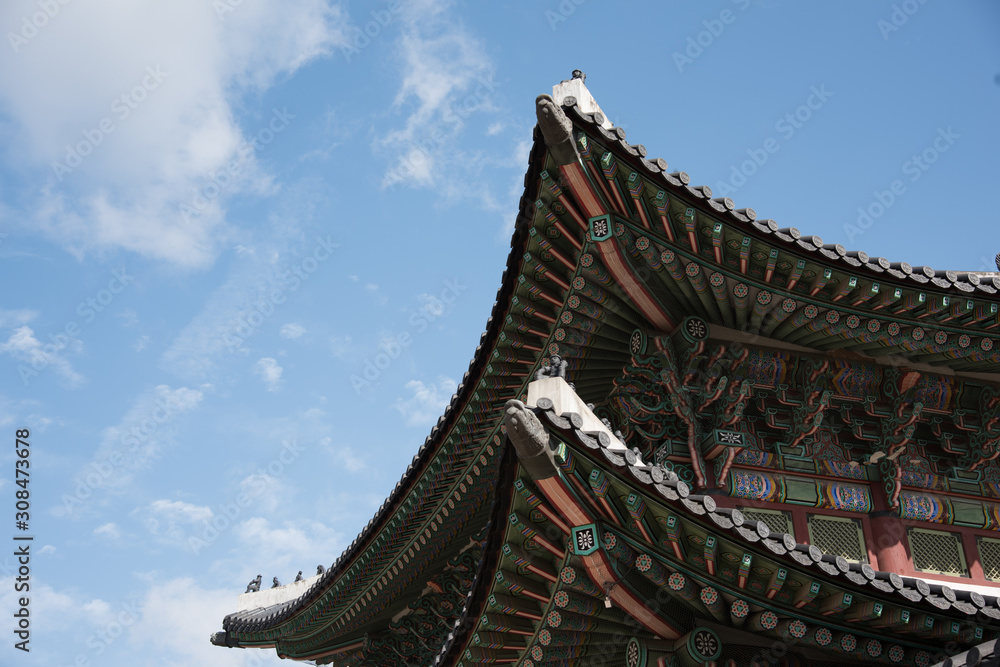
[212,74,1000,663]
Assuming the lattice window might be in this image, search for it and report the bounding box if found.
[978,537,1000,582]
[908,529,967,577]
[740,508,791,537]
[807,515,866,563]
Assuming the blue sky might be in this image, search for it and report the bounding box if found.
[0,1,997,664]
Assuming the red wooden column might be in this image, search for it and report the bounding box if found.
[868,481,910,574]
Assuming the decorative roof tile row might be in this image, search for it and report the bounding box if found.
[532,397,1000,626]
[934,637,999,667]
[555,96,1000,296]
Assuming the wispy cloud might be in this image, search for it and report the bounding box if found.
[234,517,343,576]
[376,1,500,190]
[279,322,305,339]
[320,437,367,472]
[56,384,205,517]
[0,325,83,386]
[253,357,283,392]
[133,499,214,547]
[0,308,38,328]
[94,522,122,540]
[329,335,353,358]
[117,308,139,327]
[393,377,456,427]
[160,217,335,381]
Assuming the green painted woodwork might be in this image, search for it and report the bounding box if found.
[784,479,819,506]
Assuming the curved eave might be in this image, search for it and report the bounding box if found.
[557,98,1000,297]
[215,82,1000,654]
[215,127,559,650]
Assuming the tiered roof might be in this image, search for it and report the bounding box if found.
[212,74,1000,665]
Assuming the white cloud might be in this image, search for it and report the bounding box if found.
[0,325,83,386]
[133,334,152,352]
[237,472,289,515]
[0,308,37,327]
[128,577,284,667]
[365,282,388,306]
[83,598,112,618]
[0,0,350,268]
[27,412,55,431]
[94,522,121,540]
[253,357,283,391]
[0,578,118,666]
[393,377,457,427]
[149,499,214,523]
[117,308,139,327]
[417,292,446,317]
[0,395,44,430]
[279,322,305,339]
[319,437,366,472]
[134,499,214,548]
[0,574,275,667]
[234,517,343,576]
[329,335,352,358]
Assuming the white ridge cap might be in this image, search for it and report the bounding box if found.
[237,573,321,612]
[526,376,633,457]
[551,76,614,130]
